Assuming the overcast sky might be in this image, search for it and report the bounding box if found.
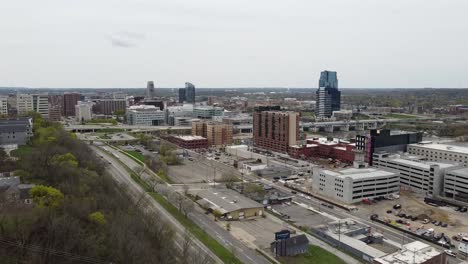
[1,0,467,88]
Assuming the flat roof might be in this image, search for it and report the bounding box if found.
[410,142,468,154]
[323,168,397,180]
[389,158,455,170]
[174,135,206,141]
[374,241,442,264]
[197,189,263,215]
[447,167,468,176]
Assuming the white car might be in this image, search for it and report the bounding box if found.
[445,250,456,257]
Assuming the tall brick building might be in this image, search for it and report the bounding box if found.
[62,93,81,117]
[253,106,299,153]
[192,121,233,147]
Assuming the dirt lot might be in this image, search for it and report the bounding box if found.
[357,191,468,243]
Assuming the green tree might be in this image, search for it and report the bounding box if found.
[50,153,78,167]
[88,211,107,226]
[30,185,64,208]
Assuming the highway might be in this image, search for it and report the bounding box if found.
[97,145,271,264]
[91,145,222,264]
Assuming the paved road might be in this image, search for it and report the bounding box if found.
[92,145,222,264]
[101,145,271,264]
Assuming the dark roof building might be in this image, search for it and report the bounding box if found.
[0,118,33,145]
[270,234,309,257]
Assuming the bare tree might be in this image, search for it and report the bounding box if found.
[181,199,194,218]
[181,230,193,264]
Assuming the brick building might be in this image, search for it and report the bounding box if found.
[92,99,127,115]
[192,121,233,147]
[252,106,299,154]
[62,93,81,117]
[167,135,208,149]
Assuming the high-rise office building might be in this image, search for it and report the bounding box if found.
[316,71,341,118]
[178,88,186,103]
[185,82,195,103]
[147,81,156,99]
[92,99,127,115]
[63,93,81,117]
[0,96,8,116]
[252,106,299,153]
[16,94,49,119]
[75,101,93,122]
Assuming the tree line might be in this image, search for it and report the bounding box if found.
[0,113,192,264]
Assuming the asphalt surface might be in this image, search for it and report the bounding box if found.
[98,145,271,264]
[91,145,222,264]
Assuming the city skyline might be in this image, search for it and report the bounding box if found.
[1,0,468,89]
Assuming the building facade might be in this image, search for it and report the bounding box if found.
[253,106,299,154]
[313,167,399,204]
[316,71,340,118]
[356,129,423,165]
[185,82,195,103]
[193,106,224,119]
[178,88,186,103]
[444,168,468,202]
[192,121,233,146]
[92,99,127,115]
[63,93,81,117]
[126,105,165,126]
[146,81,156,99]
[373,152,457,197]
[75,101,93,122]
[16,94,49,119]
[0,96,8,116]
[0,118,33,146]
[408,142,468,167]
[167,135,208,149]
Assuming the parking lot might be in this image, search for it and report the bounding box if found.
[356,191,468,247]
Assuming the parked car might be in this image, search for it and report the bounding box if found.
[393,204,402,209]
[370,214,378,220]
[422,219,430,224]
[386,210,393,214]
[442,223,448,228]
[445,250,457,257]
[432,220,438,224]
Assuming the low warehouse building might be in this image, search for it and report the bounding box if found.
[196,188,264,220]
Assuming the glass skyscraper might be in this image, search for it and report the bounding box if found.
[185,82,195,103]
[316,71,341,118]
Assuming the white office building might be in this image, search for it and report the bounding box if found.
[193,106,224,120]
[408,142,468,167]
[444,167,468,202]
[165,104,194,125]
[16,94,49,119]
[75,101,93,122]
[313,167,399,204]
[0,96,8,116]
[126,105,165,126]
[373,152,458,197]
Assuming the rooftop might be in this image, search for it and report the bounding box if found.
[174,135,206,141]
[0,176,20,187]
[197,188,263,215]
[127,105,161,111]
[390,158,456,170]
[374,241,442,264]
[446,167,468,176]
[410,142,468,154]
[323,168,397,180]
